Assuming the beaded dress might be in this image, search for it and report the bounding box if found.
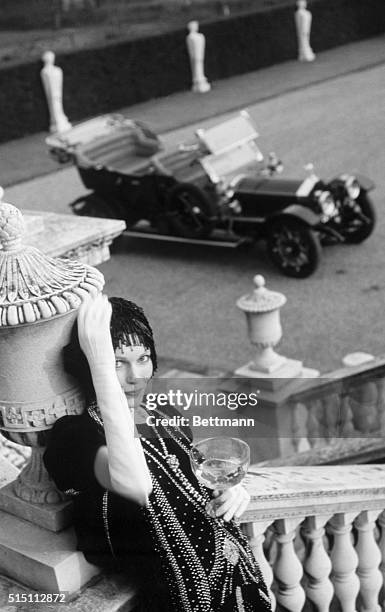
[44,403,272,612]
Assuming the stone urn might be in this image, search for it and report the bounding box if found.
[0,199,104,506]
[235,275,287,375]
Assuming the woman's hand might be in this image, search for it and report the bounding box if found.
[206,484,251,522]
[77,293,115,370]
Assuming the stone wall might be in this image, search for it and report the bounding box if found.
[0,0,384,143]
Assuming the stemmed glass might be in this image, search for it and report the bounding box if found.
[189,437,250,517]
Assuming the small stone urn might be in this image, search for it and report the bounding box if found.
[235,275,288,376]
[0,199,104,510]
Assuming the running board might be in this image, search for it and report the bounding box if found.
[123,229,251,248]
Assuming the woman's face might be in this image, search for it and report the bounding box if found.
[115,343,153,409]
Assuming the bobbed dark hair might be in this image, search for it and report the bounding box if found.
[63,297,157,403]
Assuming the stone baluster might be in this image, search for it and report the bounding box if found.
[291,401,311,453]
[329,512,360,611]
[301,515,334,612]
[243,520,276,610]
[273,517,306,612]
[375,378,385,434]
[340,395,355,436]
[307,398,325,447]
[377,510,385,610]
[349,382,379,434]
[322,392,341,440]
[354,510,382,612]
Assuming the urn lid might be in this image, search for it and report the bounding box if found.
[236,275,287,313]
[0,194,104,326]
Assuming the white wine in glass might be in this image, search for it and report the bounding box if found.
[190,437,250,516]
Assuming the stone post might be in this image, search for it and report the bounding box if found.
[41,50,72,134]
[295,0,316,62]
[0,199,104,592]
[186,21,211,93]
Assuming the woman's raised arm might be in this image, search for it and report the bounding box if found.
[77,294,152,505]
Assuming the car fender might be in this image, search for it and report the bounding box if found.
[332,174,375,192]
[352,174,375,192]
[271,204,320,227]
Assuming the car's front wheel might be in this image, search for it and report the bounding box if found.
[167,183,216,239]
[267,218,322,278]
[337,192,376,244]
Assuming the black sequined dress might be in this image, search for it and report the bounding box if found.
[44,403,272,612]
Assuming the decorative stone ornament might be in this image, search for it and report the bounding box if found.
[40,50,72,134]
[0,198,104,505]
[295,0,316,62]
[236,275,287,374]
[186,21,211,93]
[0,202,102,328]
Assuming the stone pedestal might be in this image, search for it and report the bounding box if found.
[235,358,305,390]
[0,511,99,594]
[0,483,72,532]
[0,466,99,597]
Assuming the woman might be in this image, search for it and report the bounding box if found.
[44,294,271,612]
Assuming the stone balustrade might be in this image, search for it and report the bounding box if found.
[287,356,385,457]
[240,465,385,612]
[1,464,384,611]
[250,355,385,464]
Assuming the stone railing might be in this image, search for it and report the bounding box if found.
[241,465,385,612]
[1,464,384,611]
[289,358,385,452]
[252,356,385,464]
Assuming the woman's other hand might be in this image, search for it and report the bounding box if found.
[207,484,251,522]
[77,293,115,370]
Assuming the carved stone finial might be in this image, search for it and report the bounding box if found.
[237,274,287,314]
[0,201,26,252]
[253,274,265,288]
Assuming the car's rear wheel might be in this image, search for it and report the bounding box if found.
[337,192,376,244]
[267,218,322,278]
[167,183,216,239]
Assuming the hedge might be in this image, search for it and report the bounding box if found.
[0,0,384,143]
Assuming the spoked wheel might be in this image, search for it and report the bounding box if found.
[336,193,376,244]
[267,218,322,278]
[167,183,216,239]
[70,194,117,219]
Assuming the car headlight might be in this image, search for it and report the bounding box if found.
[316,190,337,218]
[345,176,361,200]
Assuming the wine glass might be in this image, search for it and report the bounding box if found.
[189,437,250,517]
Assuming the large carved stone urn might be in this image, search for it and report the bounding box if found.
[0,199,104,508]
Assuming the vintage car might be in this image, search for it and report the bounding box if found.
[46,111,376,278]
